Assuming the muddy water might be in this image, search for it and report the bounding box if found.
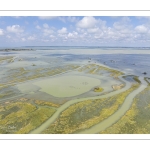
[30,75,131,134]
[79,76,147,134]
[33,75,101,98]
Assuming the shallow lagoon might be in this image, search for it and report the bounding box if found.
[0,47,150,134]
[33,75,100,98]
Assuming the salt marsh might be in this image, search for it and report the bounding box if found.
[0,47,150,134]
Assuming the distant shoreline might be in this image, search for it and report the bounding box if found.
[0,49,35,52]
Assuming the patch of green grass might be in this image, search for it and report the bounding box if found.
[144,77,150,86]
[133,76,141,84]
[94,87,104,92]
[34,100,60,108]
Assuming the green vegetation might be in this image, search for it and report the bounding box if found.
[0,56,14,62]
[133,76,141,84]
[94,87,104,92]
[78,64,124,78]
[0,86,19,99]
[0,65,80,86]
[0,99,57,133]
[42,84,139,134]
[88,68,97,74]
[0,56,146,134]
[100,86,150,134]
[34,100,60,108]
[144,77,150,86]
[97,65,123,77]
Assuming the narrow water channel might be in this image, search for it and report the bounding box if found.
[78,76,147,134]
[30,75,132,134]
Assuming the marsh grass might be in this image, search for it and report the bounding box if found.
[0,99,56,133]
[100,86,150,134]
[144,77,150,86]
[34,100,60,108]
[0,65,80,86]
[0,56,14,62]
[94,87,104,92]
[78,64,123,77]
[42,84,139,134]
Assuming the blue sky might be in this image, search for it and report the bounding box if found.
[0,16,150,47]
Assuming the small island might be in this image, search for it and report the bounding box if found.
[94,87,104,92]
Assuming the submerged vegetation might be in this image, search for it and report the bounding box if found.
[0,56,14,63]
[78,64,124,78]
[0,65,80,86]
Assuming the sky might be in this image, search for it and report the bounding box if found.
[0,16,150,47]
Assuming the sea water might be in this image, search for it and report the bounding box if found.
[1,46,150,77]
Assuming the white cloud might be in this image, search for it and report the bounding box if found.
[6,25,24,33]
[73,31,78,35]
[36,25,41,29]
[113,17,131,30]
[58,17,66,23]
[135,25,148,34]
[94,33,104,39]
[2,16,150,46]
[21,38,26,41]
[43,29,54,36]
[49,35,57,42]
[67,16,79,23]
[68,31,78,38]
[0,29,4,35]
[41,39,49,42]
[38,16,57,20]
[43,23,49,28]
[136,16,150,20]
[11,16,20,19]
[36,24,54,36]
[87,27,99,33]
[68,33,73,37]
[76,16,97,28]
[76,28,85,33]
[50,35,55,38]
[39,16,78,23]
[57,27,67,34]
[6,35,11,39]
[28,36,36,40]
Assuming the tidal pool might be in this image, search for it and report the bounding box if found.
[33,75,101,98]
